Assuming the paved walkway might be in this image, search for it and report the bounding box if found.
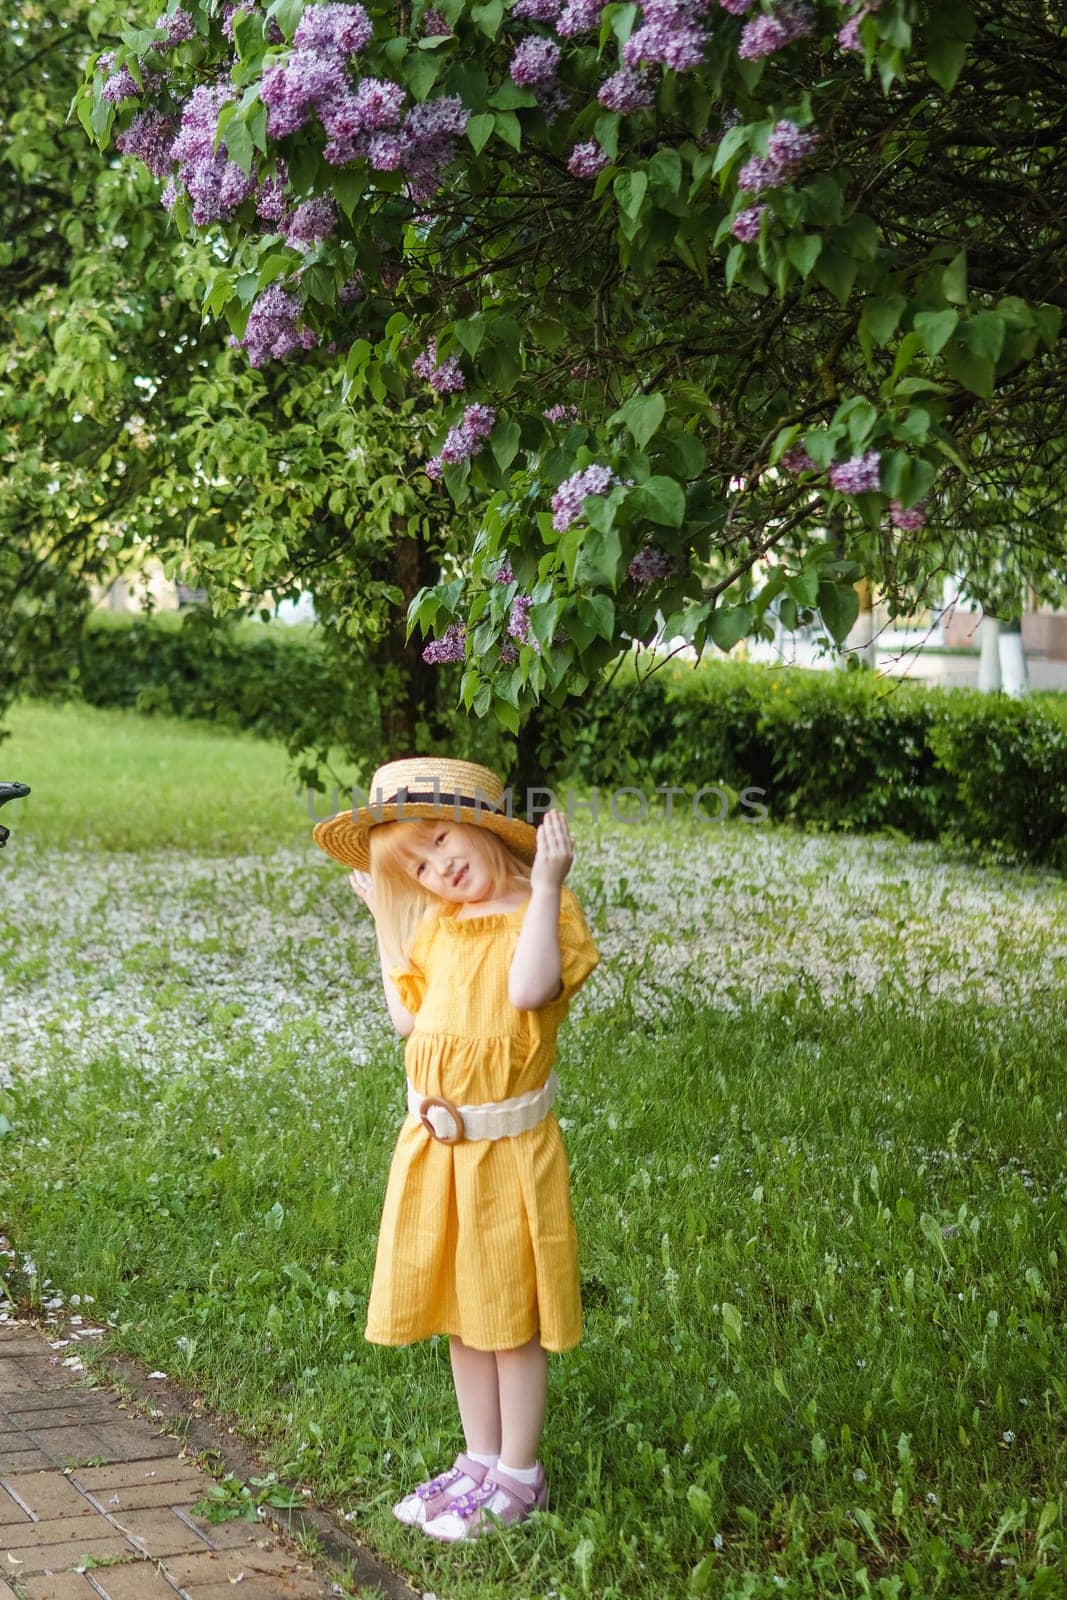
[0,1323,346,1600]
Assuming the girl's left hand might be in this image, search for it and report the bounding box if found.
[530,809,575,892]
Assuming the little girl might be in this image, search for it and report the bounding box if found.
[312,755,600,1543]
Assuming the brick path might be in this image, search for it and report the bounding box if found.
[0,1325,345,1600]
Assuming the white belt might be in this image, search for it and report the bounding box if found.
[407,1068,559,1144]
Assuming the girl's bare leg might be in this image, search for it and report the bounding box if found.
[495,1332,548,1469]
[448,1335,502,1454]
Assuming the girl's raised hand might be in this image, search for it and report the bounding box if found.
[348,868,376,916]
[530,809,575,892]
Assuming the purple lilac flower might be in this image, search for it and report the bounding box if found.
[399,94,469,200]
[495,557,516,582]
[512,0,563,16]
[115,110,175,178]
[781,444,816,472]
[435,403,496,467]
[285,195,337,248]
[508,595,543,653]
[838,13,864,51]
[239,283,316,366]
[293,2,373,55]
[422,9,451,31]
[738,120,818,194]
[101,62,167,102]
[558,0,602,34]
[354,77,406,129]
[510,37,561,87]
[255,165,290,225]
[500,638,519,664]
[628,546,676,583]
[339,273,364,303]
[568,139,611,177]
[718,0,751,12]
[829,450,881,494]
[890,499,927,531]
[368,132,405,168]
[169,83,257,224]
[543,403,580,423]
[260,51,348,140]
[737,1,814,59]
[737,156,778,195]
[597,66,653,112]
[422,621,468,662]
[152,8,196,47]
[551,464,619,531]
[767,119,819,168]
[413,338,467,394]
[624,11,706,72]
[730,204,766,241]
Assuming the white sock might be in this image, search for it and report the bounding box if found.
[469,1450,500,1468]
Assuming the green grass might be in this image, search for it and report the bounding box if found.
[1,701,1065,1600]
[0,698,363,853]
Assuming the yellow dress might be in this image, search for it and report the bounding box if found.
[364,884,600,1354]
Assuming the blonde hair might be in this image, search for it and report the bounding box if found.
[369,817,532,971]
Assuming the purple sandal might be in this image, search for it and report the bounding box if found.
[392,1452,491,1526]
[421,1462,549,1542]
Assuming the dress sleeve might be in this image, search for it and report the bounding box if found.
[552,886,600,1003]
[386,918,432,1015]
[387,962,426,1016]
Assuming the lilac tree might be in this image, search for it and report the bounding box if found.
[80,0,1067,728]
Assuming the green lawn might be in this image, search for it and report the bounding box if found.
[1,700,1064,1600]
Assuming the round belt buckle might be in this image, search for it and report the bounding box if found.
[418,1094,465,1144]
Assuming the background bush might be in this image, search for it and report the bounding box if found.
[39,612,1067,872]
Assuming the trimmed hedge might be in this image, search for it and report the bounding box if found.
[53,612,1067,871]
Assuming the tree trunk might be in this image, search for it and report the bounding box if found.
[378,522,446,754]
[999,614,1029,697]
[978,615,1001,692]
[845,576,877,669]
[510,702,554,822]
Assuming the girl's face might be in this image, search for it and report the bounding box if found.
[405,822,492,904]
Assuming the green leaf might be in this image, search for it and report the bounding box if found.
[708,605,752,652]
[944,340,993,399]
[861,295,906,348]
[614,169,648,220]
[471,0,505,36]
[813,248,857,305]
[620,392,665,450]
[927,34,969,92]
[913,308,958,356]
[942,249,967,306]
[786,232,823,281]
[487,79,538,109]
[266,0,304,40]
[630,475,685,526]
[405,50,440,100]
[711,124,748,177]
[817,579,860,645]
[647,147,682,200]
[454,316,488,358]
[580,593,615,641]
[959,310,1005,365]
[467,112,494,155]
[595,111,620,160]
[490,419,521,472]
[493,110,521,151]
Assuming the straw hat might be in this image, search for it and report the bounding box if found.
[312,756,539,872]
